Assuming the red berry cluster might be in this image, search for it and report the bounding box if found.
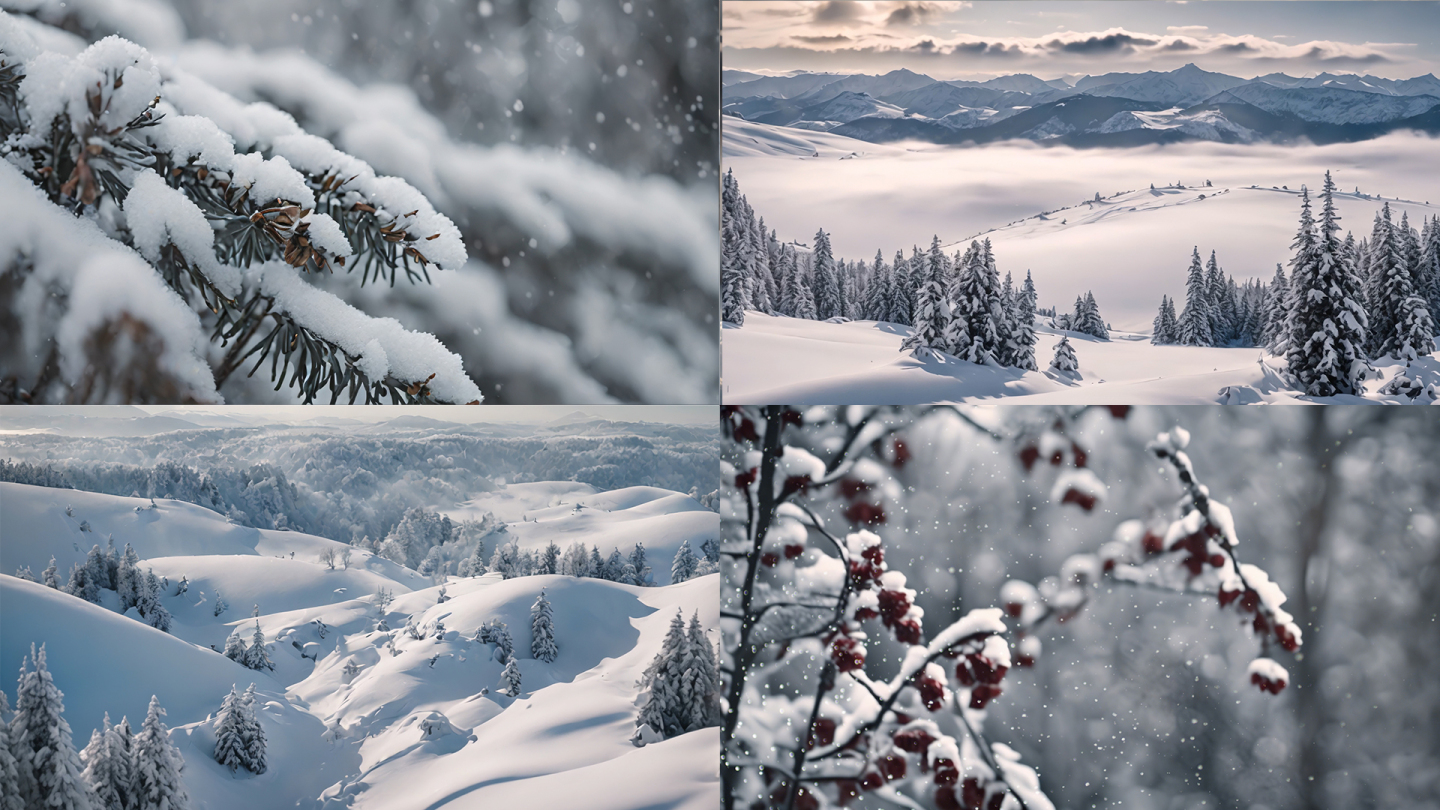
[935,778,1007,810]
[1170,520,1227,577]
[1059,487,1098,512]
[951,647,1007,710]
[838,476,886,526]
[1218,584,1300,653]
[1250,669,1287,695]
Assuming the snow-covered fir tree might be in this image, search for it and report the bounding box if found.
[634,610,688,740]
[1010,270,1040,370]
[1262,263,1290,351]
[212,686,248,774]
[811,229,841,321]
[0,25,479,404]
[670,538,699,584]
[1177,247,1214,346]
[720,196,749,327]
[241,686,267,775]
[243,622,273,672]
[457,541,488,578]
[137,570,171,632]
[0,691,21,810]
[1370,209,1436,360]
[132,696,190,810]
[117,544,141,611]
[1363,203,1401,357]
[680,613,722,732]
[81,713,133,810]
[948,240,1009,363]
[1050,336,1079,377]
[862,250,891,323]
[540,542,560,576]
[890,249,913,326]
[1076,291,1109,340]
[42,556,59,589]
[500,657,523,697]
[900,237,948,360]
[530,591,558,663]
[627,543,651,587]
[64,561,100,604]
[1205,251,1235,344]
[1286,174,1370,396]
[1150,295,1176,344]
[11,644,93,810]
[212,590,228,618]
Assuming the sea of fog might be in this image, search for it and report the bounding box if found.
[724,124,1440,329]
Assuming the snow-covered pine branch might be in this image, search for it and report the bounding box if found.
[0,15,480,403]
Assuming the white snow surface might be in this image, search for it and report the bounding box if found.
[0,482,719,810]
[1246,657,1289,684]
[439,483,719,585]
[722,313,1440,404]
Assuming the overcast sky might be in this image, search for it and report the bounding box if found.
[724,1,1440,80]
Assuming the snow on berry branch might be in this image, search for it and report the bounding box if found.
[722,406,1053,810]
[0,14,480,403]
[1001,424,1302,694]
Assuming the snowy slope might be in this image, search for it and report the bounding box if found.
[0,484,720,810]
[722,313,1440,404]
[439,483,719,585]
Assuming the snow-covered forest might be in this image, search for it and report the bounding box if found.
[0,0,717,404]
[0,407,722,809]
[0,409,718,546]
[721,405,1440,810]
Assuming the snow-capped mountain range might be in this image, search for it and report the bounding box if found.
[723,64,1440,145]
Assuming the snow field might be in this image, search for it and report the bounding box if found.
[0,482,719,809]
[723,313,1438,403]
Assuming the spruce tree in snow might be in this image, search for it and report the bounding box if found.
[900,237,948,360]
[84,545,110,592]
[64,562,100,604]
[42,557,59,589]
[459,541,487,577]
[627,543,651,587]
[500,657,522,696]
[222,631,246,663]
[1005,269,1038,370]
[489,541,521,579]
[212,686,247,773]
[1177,247,1214,346]
[541,542,560,575]
[635,610,688,739]
[132,696,190,810]
[117,544,141,610]
[239,685,266,775]
[11,644,93,810]
[1205,251,1233,344]
[670,537,699,584]
[1151,296,1178,344]
[720,201,749,328]
[0,29,479,404]
[138,570,171,632]
[243,622,274,672]
[1422,215,1440,324]
[1286,173,1369,396]
[1077,291,1109,340]
[213,590,228,618]
[1050,336,1079,377]
[1262,263,1290,351]
[1372,210,1436,360]
[589,546,605,579]
[0,692,25,810]
[680,613,721,732]
[948,240,1008,363]
[1363,203,1401,356]
[811,229,842,321]
[81,713,133,810]
[890,249,913,326]
[530,591,558,663]
[862,250,891,322]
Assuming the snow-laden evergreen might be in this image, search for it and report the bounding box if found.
[1050,336,1079,377]
[242,622,274,672]
[670,538,699,584]
[679,613,721,733]
[634,611,687,740]
[132,696,190,810]
[1285,174,1370,396]
[0,691,21,810]
[211,686,248,774]
[11,644,95,810]
[530,591,557,664]
[137,570,172,632]
[1176,247,1214,346]
[900,236,949,360]
[1151,295,1179,344]
[948,240,1008,362]
[499,657,522,697]
[80,713,132,810]
[811,229,842,321]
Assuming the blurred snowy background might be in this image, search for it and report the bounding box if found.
[723,406,1440,810]
[2,0,718,403]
